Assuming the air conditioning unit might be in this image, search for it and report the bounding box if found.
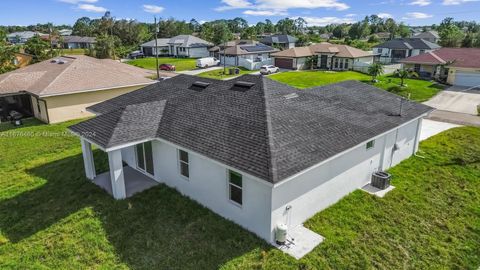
[371,171,391,190]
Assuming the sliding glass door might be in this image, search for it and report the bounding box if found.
[136,141,154,176]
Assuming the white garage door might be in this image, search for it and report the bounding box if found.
[454,71,480,87]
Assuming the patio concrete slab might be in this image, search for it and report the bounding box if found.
[272,225,324,259]
[361,183,395,198]
[93,166,159,198]
[420,119,461,141]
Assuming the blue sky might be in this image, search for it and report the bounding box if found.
[1,0,479,26]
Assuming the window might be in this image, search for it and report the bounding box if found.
[339,59,344,69]
[366,140,375,150]
[178,149,189,178]
[136,141,154,175]
[419,49,425,54]
[378,48,383,54]
[344,59,349,69]
[334,58,339,69]
[228,170,242,206]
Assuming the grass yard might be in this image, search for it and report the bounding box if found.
[198,67,256,80]
[126,57,197,71]
[61,48,88,55]
[269,71,445,102]
[0,119,479,269]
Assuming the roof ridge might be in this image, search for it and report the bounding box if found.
[38,57,74,95]
[429,51,446,64]
[261,77,278,183]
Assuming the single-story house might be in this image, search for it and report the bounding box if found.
[69,74,432,243]
[59,29,73,36]
[373,38,440,64]
[140,38,170,56]
[6,31,44,44]
[400,48,480,87]
[271,42,375,70]
[216,41,278,70]
[0,55,157,124]
[412,31,440,44]
[62,36,96,49]
[209,40,255,58]
[167,35,213,58]
[260,34,297,50]
[13,52,33,68]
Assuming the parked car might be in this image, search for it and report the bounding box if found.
[159,64,176,71]
[260,65,280,75]
[196,57,220,68]
[128,50,144,59]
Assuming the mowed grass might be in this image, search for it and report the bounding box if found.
[269,71,445,102]
[126,57,197,71]
[1,119,479,269]
[198,67,256,80]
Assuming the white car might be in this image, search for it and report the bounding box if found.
[196,57,220,68]
[260,65,280,75]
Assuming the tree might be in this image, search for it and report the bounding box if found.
[189,19,200,32]
[240,26,257,40]
[294,17,307,34]
[94,34,116,59]
[72,17,93,36]
[394,68,418,87]
[276,18,295,35]
[264,19,275,33]
[305,56,318,70]
[462,33,474,47]
[397,23,410,38]
[332,24,348,39]
[0,43,18,74]
[438,17,464,47]
[384,18,397,40]
[24,35,49,61]
[368,63,384,82]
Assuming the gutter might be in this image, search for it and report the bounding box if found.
[35,82,156,98]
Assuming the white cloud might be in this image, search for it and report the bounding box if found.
[215,0,253,11]
[442,0,479,4]
[402,12,433,19]
[345,13,357,17]
[77,4,107,13]
[143,4,164,13]
[299,16,356,26]
[377,13,393,19]
[243,9,286,16]
[59,0,97,3]
[409,0,431,5]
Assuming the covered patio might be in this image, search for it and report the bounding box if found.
[80,138,158,199]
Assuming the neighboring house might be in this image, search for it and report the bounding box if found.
[69,74,432,243]
[412,31,440,44]
[260,34,297,50]
[375,32,392,41]
[214,40,278,70]
[209,40,255,58]
[59,29,73,36]
[271,42,375,70]
[0,55,156,123]
[319,33,333,40]
[373,38,440,64]
[62,36,96,49]
[140,38,170,57]
[13,53,33,68]
[167,35,213,58]
[6,31,44,44]
[400,48,480,87]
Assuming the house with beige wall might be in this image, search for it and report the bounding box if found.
[0,55,160,124]
[400,48,480,87]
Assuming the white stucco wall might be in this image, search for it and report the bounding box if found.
[269,118,421,241]
[188,47,210,58]
[120,139,273,241]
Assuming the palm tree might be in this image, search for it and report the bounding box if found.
[394,68,418,87]
[305,56,318,70]
[367,62,383,82]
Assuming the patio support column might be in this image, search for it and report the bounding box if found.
[108,149,126,200]
[80,138,96,180]
[413,118,423,154]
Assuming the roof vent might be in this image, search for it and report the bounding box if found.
[58,59,67,64]
[50,59,59,63]
[231,81,255,91]
[189,81,210,91]
[284,93,299,100]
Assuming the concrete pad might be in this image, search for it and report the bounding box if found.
[177,66,222,75]
[420,119,461,141]
[423,90,480,115]
[93,166,159,198]
[272,224,324,259]
[361,183,395,198]
[427,110,480,127]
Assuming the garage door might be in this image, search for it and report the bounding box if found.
[274,58,294,69]
[454,71,480,87]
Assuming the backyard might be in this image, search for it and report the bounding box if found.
[198,67,256,80]
[0,119,479,269]
[126,57,197,71]
[269,71,445,102]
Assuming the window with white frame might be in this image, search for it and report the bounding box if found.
[366,140,375,150]
[228,170,242,206]
[178,149,189,178]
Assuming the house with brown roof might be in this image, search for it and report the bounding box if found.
[211,40,278,70]
[271,42,376,70]
[400,48,480,87]
[0,55,158,124]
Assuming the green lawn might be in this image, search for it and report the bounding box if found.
[0,119,479,269]
[60,48,88,55]
[269,71,445,102]
[126,57,197,71]
[197,67,256,80]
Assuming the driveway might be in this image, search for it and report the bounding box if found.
[423,86,480,115]
[177,66,222,76]
[420,119,461,141]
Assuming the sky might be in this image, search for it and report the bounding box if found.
[0,0,479,26]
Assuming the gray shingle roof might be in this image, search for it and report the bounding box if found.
[261,34,297,44]
[69,75,432,183]
[374,38,440,50]
[140,38,170,48]
[167,35,213,47]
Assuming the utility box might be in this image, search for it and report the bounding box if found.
[371,171,391,190]
[275,223,288,245]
